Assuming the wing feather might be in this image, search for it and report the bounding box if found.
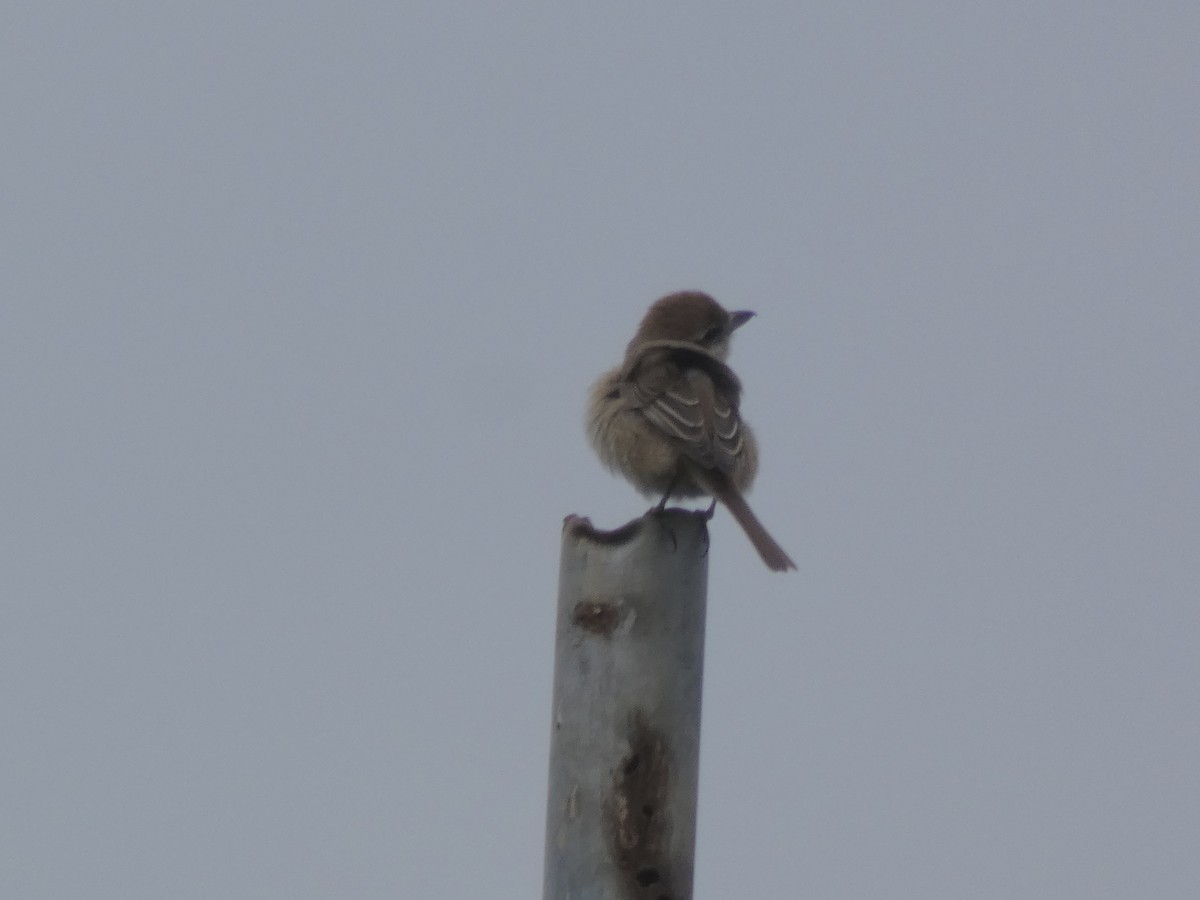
[621,343,745,476]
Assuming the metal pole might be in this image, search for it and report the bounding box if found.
[543,509,709,900]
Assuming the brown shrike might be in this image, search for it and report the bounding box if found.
[587,291,796,571]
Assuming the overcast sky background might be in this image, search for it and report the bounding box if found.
[3,3,1198,898]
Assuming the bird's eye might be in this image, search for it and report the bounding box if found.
[700,326,722,344]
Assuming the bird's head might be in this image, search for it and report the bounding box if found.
[627,290,754,361]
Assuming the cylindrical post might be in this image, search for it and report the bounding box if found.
[543,509,709,900]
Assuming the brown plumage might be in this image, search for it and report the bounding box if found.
[588,291,796,571]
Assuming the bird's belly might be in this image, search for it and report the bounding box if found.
[589,406,707,498]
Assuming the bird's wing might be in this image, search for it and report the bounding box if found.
[621,345,745,475]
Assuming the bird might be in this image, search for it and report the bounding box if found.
[587,290,796,571]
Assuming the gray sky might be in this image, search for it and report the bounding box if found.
[4,3,1198,898]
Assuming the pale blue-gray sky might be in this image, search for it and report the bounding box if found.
[3,3,1198,897]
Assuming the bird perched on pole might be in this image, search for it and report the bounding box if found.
[587,290,796,571]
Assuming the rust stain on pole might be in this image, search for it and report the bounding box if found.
[572,599,621,637]
[608,711,678,899]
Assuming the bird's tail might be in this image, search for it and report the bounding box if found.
[708,474,796,572]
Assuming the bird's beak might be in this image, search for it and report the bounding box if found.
[730,310,756,331]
